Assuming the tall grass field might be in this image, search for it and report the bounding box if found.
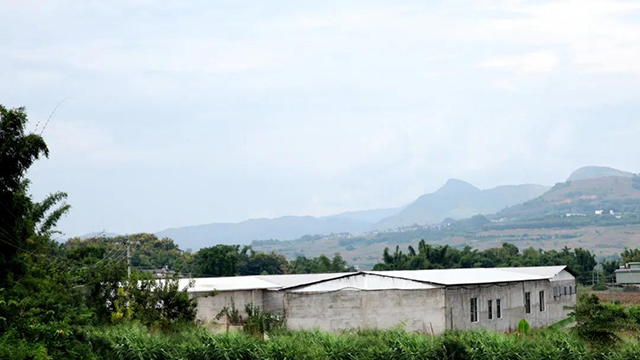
[4,323,637,360]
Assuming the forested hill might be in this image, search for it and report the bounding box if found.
[497,175,640,220]
[566,166,634,182]
[376,180,549,229]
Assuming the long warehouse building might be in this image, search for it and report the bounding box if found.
[179,265,577,333]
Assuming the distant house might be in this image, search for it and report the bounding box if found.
[177,266,577,333]
[615,263,640,285]
[565,213,586,217]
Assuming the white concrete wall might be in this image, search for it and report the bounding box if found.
[283,288,446,333]
[445,279,576,332]
[191,290,263,324]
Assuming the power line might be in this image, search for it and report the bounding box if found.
[0,227,128,273]
[36,98,70,135]
[0,237,38,257]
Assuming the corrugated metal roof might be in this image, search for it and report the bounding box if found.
[496,266,568,278]
[182,272,354,293]
[288,273,442,292]
[368,266,569,286]
[178,276,280,292]
[183,266,571,293]
[256,272,353,287]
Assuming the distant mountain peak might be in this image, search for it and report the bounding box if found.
[567,166,634,182]
[436,178,481,194]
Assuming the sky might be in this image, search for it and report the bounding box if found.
[2,0,640,237]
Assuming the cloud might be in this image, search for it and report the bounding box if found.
[4,0,640,236]
[484,0,640,74]
[479,51,559,74]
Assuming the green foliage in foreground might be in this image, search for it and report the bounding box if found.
[4,323,640,360]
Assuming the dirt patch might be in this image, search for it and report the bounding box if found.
[590,291,640,305]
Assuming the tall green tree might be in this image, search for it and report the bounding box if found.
[0,105,69,285]
[621,248,640,263]
[372,241,598,283]
[192,244,240,276]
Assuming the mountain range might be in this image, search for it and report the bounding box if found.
[90,165,637,252]
[375,180,549,229]
[155,180,551,250]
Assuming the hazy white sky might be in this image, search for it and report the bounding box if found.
[2,0,640,236]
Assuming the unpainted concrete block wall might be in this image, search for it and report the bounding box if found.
[262,290,285,314]
[283,288,447,333]
[191,290,263,324]
[445,279,576,332]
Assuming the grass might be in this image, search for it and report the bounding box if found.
[72,323,640,360]
[3,321,640,359]
[548,315,576,331]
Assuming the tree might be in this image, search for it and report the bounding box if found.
[371,241,599,284]
[64,233,190,273]
[571,294,627,344]
[290,254,355,274]
[601,260,620,283]
[622,248,640,263]
[192,245,240,276]
[0,105,69,286]
[238,248,289,275]
[112,272,196,331]
[0,105,88,357]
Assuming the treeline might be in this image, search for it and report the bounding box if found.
[373,241,598,284]
[70,232,640,284]
[190,243,354,276]
[66,234,355,277]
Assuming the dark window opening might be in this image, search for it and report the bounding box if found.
[470,298,478,322]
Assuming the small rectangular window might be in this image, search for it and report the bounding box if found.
[488,300,493,320]
[470,298,478,322]
[525,292,531,314]
[564,286,567,295]
[496,299,502,319]
[539,290,545,312]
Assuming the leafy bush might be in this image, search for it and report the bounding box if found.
[518,318,530,335]
[244,304,286,336]
[591,283,609,291]
[215,297,243,324]
[572,294,627,344]
[215,300,286,336]
[628,305,640,325]
[110,272,196,331]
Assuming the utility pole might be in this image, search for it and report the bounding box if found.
[126,240,139,278]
